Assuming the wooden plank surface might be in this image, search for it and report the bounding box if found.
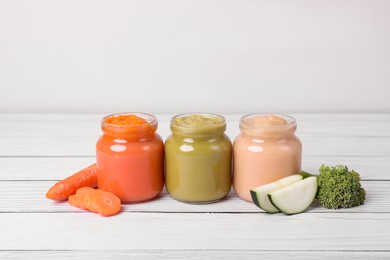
[0,181,383,213]
[0,113,388,259]
[0,213,389,251]
[1,250,389,260]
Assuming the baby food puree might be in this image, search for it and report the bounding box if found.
[233,114,302,202]
[165,113,232,203]
[96,113,164,203]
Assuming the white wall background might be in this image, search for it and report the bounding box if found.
[0,0,389,114]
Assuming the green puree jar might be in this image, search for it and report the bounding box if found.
[165,113,232,203]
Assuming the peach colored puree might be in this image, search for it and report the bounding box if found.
[96,114,164,203]
[233,114,302,202]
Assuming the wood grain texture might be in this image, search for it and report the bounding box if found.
[0,181,382,213]
[0,250,389,260]
[0,213,389,251]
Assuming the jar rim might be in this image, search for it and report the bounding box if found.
[239,113,297,137]
[101,112,158,139]
[170,112,226,137]
[102,112,158,128]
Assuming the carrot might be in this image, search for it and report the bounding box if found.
[69,187,121,216]
[46,164,98,201]
[68,194,81,208]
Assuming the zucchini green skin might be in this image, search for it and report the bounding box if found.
[268,194,281,212]
[250,174,305,214]
[250,190,260,207]
[299,171,320,197]
[251,190,279,213]
[299,171,313,179]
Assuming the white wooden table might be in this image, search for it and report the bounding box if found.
[0,113,389,259]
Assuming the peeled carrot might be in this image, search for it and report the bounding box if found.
[69,187,121,216]
[46,164,97,201]
[68,194,81,208]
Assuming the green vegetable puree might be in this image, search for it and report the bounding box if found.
[165,113,232,203]
[171,114,226,136]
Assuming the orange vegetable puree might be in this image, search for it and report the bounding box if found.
[105,114,147,125]
[96,113,164,203]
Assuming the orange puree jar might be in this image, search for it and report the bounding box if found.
[96,113,164,203]
[233,114,302,202]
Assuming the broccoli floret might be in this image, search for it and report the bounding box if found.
[316,164,366,209]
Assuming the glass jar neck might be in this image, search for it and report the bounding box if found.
[240,127,296,139]
[172,129,226,140]
[101,113,158,141]
[239,113,297,139]
[170,113,226,139]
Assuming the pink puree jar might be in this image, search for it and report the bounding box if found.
[233,114,302,202]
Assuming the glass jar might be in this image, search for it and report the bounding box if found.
[96,112,164,203]
[165,113,232,203]
[233,114,302,202]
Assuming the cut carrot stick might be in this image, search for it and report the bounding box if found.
[68,194,81,208]
[46,164,97,201]
[69,187,121,216]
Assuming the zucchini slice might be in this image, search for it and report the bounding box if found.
[250,175,303,213]
[268,176,317,215]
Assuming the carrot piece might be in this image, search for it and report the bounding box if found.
[68,194,81,208]
[69,187,121,217]
[46,164,97,201]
